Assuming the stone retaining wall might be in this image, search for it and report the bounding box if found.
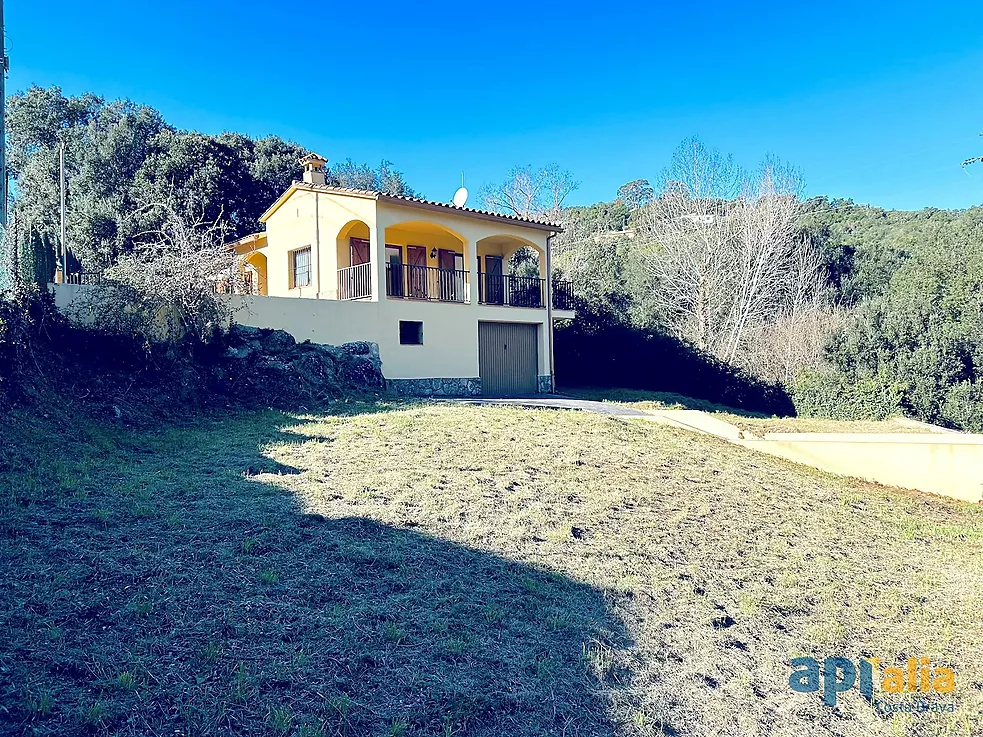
[388,377,482,397]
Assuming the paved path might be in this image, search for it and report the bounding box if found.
[436,397,650,417]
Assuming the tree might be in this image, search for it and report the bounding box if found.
[616,179,654,210]
[71,203,245,345]
[550,199,648,323]
[480,164,579,222]
[638,137,832,377]
[7,87,171,270]
[329,159,417,197]
[18,224,57,290]
[6,86,418,272]
[218,133,309,217]
[635,137,746,354]
[131,131,255,240]
[795,218,983,431]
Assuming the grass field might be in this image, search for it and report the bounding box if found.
[2,400,981,736]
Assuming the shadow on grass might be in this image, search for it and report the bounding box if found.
[0,402,634,737]
[554,307,794,416]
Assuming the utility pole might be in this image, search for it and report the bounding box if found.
[60,142,67,282]
[0,0,7,228]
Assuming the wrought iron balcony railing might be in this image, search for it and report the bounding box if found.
[386,264,470,303]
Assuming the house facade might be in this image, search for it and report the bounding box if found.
[229,154,574,396]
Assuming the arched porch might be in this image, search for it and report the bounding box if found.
[476,235,547,308]
[243,251,268,295]
[336,219,372,300]
[383,221,471,303]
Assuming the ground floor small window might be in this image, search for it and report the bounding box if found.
[399,320,423,345]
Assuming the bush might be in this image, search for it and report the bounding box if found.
[70,204,245,345]
[0,285,62,406]
[791,368,906,421]
[941,381,983,432]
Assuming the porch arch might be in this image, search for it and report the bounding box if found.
[336,219,371,269]
[243,251,268,295]
[383,221,469,267]
[476,234,545,277]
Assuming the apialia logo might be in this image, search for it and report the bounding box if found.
[789,656,956,707]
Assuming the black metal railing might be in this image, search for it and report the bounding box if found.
[552,279,575,310]
[338,262,372,300]
[64,271,104,285]
[477,273,575,310]
[477,273,543,308]
[386,264,469,303]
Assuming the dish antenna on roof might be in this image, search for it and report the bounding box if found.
[453,171,468,207]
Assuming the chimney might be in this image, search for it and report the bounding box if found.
[299,153,328,186]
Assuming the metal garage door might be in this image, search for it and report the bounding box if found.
[478,322,538,396]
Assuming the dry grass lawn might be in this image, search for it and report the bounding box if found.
[2,401,981,736]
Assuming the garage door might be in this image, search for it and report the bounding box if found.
[478,322,538,396]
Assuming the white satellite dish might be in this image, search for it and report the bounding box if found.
[453,186,468,208]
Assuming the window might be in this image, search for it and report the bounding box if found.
[399,320,423,345]
[290,247,312,288]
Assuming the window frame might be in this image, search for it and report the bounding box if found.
[398,320,424,346]
[289,246,312,289]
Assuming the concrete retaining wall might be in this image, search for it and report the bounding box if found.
[736,433,983,503]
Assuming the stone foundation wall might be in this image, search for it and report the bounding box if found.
[388,377,482,397]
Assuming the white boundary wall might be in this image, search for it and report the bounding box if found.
[225,294,551,381]
[50,285,554,386]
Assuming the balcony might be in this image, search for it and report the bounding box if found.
[386,264,470,303]
[338,262,372,300]
[344,263,574,309]
[478,272,575,311]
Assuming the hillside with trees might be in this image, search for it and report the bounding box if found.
[6,86,415,277]
[5,86,983,429]
[546,142,983,430]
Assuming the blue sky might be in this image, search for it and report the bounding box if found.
[8,1,983,209]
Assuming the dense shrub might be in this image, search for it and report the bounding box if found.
[791,368,906,421]
[793,231,983,431]
[554,304,793,415]
[0,286,62,405]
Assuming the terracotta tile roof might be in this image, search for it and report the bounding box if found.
[287,181,564,231]
[227,231,267,251]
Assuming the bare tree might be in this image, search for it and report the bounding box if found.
[480,164,579,222]
[637,137,747,354]
[722,159,805,364]
[740,236,845,383]
[639,137,834,381]
[70,203,246,344]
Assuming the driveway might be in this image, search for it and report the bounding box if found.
[435,397,649,417]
